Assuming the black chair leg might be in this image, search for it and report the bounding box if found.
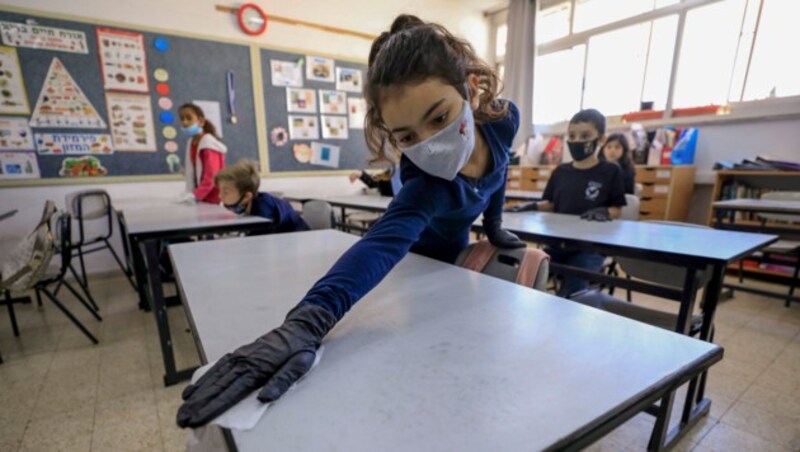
[787,260,800,308]
[68,265,98,311]
[35,288,43,308]
[4,290,19,337]
[39,288,98,344]
[626,274,633,302]
[62,281,102,321]
[738,260,744,283]
[105,239,137,291]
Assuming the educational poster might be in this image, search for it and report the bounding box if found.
[0,47,30,114]
[321,115,348,139]
[310,142,340,168]
[318,90,346,114]
[96,28,149,93]
[347,97,366,129]
[59,155,108,177]
[0,117,34,150]
[270,59,303,87]
[0,21,88,54]
[30,58,107,129]
[193,100,223,138]
[287,115,318,140]
[105,92,156,151]
[286,88,317,114]
[35,133,113,155]
[0,151,39,179]
[336,67,362,93]
[305,55,334,83]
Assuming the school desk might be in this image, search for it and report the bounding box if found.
[487,211,776,448]
[712,198,800,305]
[117,199,272,386]
[504,189,543,202]
[169,230,723,451]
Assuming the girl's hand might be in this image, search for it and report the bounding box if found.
[176,304,337,428]
[348,171,363,183]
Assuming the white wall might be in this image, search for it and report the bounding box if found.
[0,0,489,273]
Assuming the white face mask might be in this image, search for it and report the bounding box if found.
[401,100,475,181]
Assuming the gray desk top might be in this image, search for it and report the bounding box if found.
[505,189,543,201]
[498,212,777,264]
[320,194,393,211]
[171,230,721,451]
[713,198,800,214]
[118,199,269,236]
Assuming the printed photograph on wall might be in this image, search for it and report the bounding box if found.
[286,88,317,114]
[321,115,348,139]
[318,90,346,115]
[335,67,362,93]
[288,115,319,140]
[305,55,334,83]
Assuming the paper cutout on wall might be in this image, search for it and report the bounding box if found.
[97,28,149,93]
[166,154,181,173]
[0,152,39,180]
[270,60,303,87]
[35,133,113,155]
[310,142,340,168]
[29,58,106,129]
[305,55,334,83]
[156,83,170,96]
[159,111,174,124]
[336,67,362,93]
[153,37,169,52]
[270,127,288,147]
[106,92,156,151]
[286,88,316,114]
[0,117,34,150]
[164,141,178,153]
[287,115,318,140]
[162,126,177,139]
[0,21,88,54]
[158,97,172,110]
[347,97,366,129]
[59,155,108,177]
[192,100,223,138]
[153,68,169,82]
[318,90,346,114]
[0,47,30,114]
[292,143,311,163]
[321,115,348,139]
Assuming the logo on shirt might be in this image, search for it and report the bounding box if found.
[585,181,602,201]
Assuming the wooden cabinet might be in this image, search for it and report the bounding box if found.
[635,165,695,221]
[508,164,696,222]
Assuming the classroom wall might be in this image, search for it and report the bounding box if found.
[0,0,489,275]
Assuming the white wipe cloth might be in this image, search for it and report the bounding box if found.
[186,347,324,451]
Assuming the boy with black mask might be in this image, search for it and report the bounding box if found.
[508,108,626,297]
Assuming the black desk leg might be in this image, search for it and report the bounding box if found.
[693,264,725,406]
[142,239,196,386]
[131,236,150,311]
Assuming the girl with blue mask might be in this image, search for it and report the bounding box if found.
[178,103,228,204]
[177,14,524,428]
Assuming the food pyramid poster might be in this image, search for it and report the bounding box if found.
[29,57,107,129]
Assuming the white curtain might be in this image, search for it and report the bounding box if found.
[502,0,537,150]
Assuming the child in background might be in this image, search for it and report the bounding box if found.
[178,14,525,428]
[508,108,626,298]
[179,103,227,204]
[215,160,309,233]
[348,167,402,197]
[600,133,636,195]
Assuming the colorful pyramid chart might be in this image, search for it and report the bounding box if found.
[29,57,107,129]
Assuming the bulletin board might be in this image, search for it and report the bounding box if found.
[0,8,259,185]
[259,48,371,173]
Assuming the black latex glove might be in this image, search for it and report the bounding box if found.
[483,217,526,249]
[580,207,612,222]
[176,304,337,429]
[504,201,539,213]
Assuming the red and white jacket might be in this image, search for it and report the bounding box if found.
[184,133,227,204]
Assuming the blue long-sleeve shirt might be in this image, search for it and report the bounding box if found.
[250,192,309,233]
[301,101,519,319]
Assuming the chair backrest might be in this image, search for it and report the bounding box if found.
[455,241,550,291]
[301,200,334,230]
[615,220,712,289]
[65,189,113,244]
[1,201,58,292]
[620,194,641,221]
[760,191,800,223]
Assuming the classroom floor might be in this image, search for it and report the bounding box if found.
[0,272,799,451]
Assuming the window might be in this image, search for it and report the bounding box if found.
[495,24,507,61]
[533,45,586,125]
[743,0,800,100]
[528,0,796,125]
[672,0,747,108]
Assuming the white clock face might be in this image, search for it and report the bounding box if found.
[239,5,266,35]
